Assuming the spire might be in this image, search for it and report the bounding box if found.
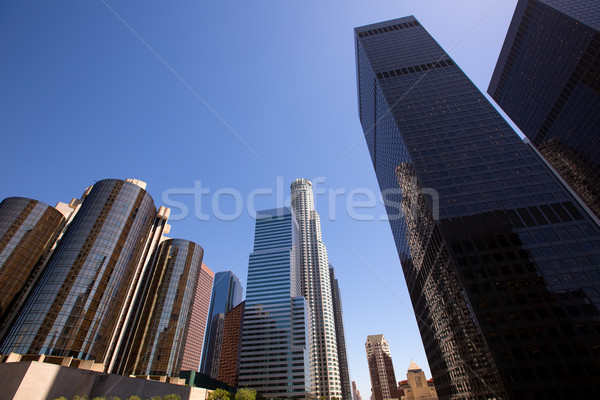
[408,360,422,372]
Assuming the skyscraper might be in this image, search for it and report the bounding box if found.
[218,300,245,387]
[352,381,363,400]
[124,239,204,377]
[356,16,600,399]
[329,265,351,400]
[365,335,399,400]
[200,270,242,378]
[238,208,312,398]
[291,179,341,399]
[0,179,158,366]
[0,198,66,326]
[488,0,600,220]
[180,262,214,372]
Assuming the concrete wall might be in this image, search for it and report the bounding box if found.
[0,361,209,400]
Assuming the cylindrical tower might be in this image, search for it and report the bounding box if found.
[125,239,204,377]
[0,179,156,363]
[0,198,66,323]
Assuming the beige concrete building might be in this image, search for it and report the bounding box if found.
[399,361,437,400]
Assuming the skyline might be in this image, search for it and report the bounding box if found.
[1,1,524,397]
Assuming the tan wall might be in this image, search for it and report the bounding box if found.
[0,361,209,400]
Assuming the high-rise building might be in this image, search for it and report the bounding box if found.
[290,179,341,399]
[218,300,245,387]
[0,179,159,367]
[489,0,600,220]
[124,239,204,377]
[365,335,399,400]
[355,16,600,399]
[200,271,242,378]
[238,208,312,398]
[352,381,363,400]
[180,262,214,372]
[0,198,66,326]
[329,265,351,400]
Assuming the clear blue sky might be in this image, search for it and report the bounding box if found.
[0,0,519,396]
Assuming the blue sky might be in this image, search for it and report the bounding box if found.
[0,0,519,396]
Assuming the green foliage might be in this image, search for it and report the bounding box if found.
[126,397,142,400]
[53,397,68,400]
[208,388,233,400]
[150,396,162,400]
[235,388,256,400]
[162,395,181,400]
[74,396,89,400]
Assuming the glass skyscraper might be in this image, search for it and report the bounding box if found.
[489,0,600,220]
[238,208,312,398]
[124,239,204,377]
[200,270,243,378]
[0,179,157,365]
[329,265,351,400]
[356,16,600,400]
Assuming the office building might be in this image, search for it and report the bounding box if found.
[355,16,600,399]
[0,179,162,368]
[489,0,600,219]
[352,381,363,400]
[238,208,312,398]
[200,271,242,378]
[365,335,399,400]
[398,361,437,400]
[291,179,341,399]
[329,265,351,400]
[124,239,205,377]
[218,300,245,387]
[0,198,66,326]
[180,262,214,372]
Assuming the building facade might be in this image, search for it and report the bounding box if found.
[200,271,242,378]
[124,239,204,377]
[329,266,351,400]
[0,198,66,326]
[180,262,214,372]
[238,208,312,398]
[355,16,600,399]
[291,179,341,399]
[218,300,245,387]
[365,335,399,400]
[352,381,363,400]
[0,179,158,367]
[398,361,437,400]
[489,0,600,220]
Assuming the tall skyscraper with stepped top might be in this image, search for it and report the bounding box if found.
[238,208,312,398]
[365,335,399,400]
[291,179,342,399]
[356,16,600,400]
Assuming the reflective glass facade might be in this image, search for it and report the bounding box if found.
[329,266,351,400]
[239,208,312,398]
[489,0,600,220]
[218,300,245,387]
[125,239,204,377]
[200,270,242,378]
[0,198,66,325]
[356,17,600,400]
[0,179,156,363]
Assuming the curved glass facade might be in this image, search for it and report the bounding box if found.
[125,239,204,377]
[0,179,156,362]
[0,197,66,323]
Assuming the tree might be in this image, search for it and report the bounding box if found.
[126,397,142,400]
[208,388,233,400]
[235,388,257,400]
[163,395,181,400]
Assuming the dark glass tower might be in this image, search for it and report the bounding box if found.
[356,16,600,400]
[0,198,66,326]
[489,0,600,220]
[0,179,156,365]
[329,265,351,400]
[238,208,312,398]
[200,270,243,378]
[124,239,204,377]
